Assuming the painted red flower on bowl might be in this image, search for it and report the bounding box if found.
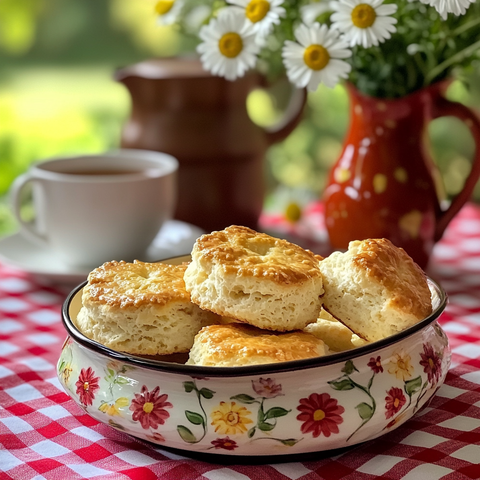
[419,343,442,384]
[252,378,282,398]
[297,393,344,438]
[211,437,238,451]
[75,367,100,406]
[130,385,173,430]
[368,356,383,374]
[385,387,406,419]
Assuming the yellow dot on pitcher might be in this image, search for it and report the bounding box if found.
[373,174,387,194]
[334,167,351,183]
[399,210,422,239]
[394,167,407,183]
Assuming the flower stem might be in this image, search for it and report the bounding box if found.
[425,39,480,85]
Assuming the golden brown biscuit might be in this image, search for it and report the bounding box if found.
[184,225,324,332]
[303,308,368,352]
[319,238,432,342]
[75,260,220,355]
[187,323,328,366]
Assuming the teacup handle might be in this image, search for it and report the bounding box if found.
[10,173,49,247]
[433,96,480,241]
[262,86,308,146]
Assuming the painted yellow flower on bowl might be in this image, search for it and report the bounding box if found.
[388,352,413,381]
[211,401,253,435]
[99,397,129,417]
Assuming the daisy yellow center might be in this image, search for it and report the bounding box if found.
[143,402,154,414]
[83,382,89,391]
[351,4,377,29]
[246,0,271,23]
[428,358,434,368]
[393,398,400,408]
[303,45,330,71]
[285,202,302,222]
[219,32,243,58]
[226,411,240,425]
[155,0,174,15]
[313,409,325,422]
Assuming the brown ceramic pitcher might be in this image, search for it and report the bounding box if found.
[115,57,306,232]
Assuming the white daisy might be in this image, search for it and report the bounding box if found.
[330,0,398,49]
[227,0,286,37]
[197,8,260,81]
[154,0,184,25]
[301,1,332,25]
[282,22,352,91]
[419,0,475,19]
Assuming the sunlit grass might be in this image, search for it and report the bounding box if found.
[0,65,130,236]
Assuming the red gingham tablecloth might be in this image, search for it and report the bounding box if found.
[1,203,480,480]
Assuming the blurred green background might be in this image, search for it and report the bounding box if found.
[1,0,480,237]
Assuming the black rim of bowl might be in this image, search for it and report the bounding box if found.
[61,258,448,377]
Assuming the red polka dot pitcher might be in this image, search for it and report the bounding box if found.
[323,82,480,268]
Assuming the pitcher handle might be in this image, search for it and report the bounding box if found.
[262,87,308,146]
[432,96,480,241]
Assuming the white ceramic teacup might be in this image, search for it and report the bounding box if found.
[10,150,178,268]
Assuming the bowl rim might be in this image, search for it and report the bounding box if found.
[61,257,448,377]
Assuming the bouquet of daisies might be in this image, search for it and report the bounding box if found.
[154,0,480,98]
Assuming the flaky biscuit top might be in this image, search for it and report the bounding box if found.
[83,260,190,309]
[196,324,325,363]
[349,238,432,319]
[191,225,322,284]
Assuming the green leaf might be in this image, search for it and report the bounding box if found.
[258,421,276,432]
[185,410,205,426]
[199,387,215,399]
[356,402,374,421]
[405,376,423,396]
[328,378,355,391]
[248,426,256,438]
[177,425,197,443]
[230,394,257,404]
[264,407,290,419]
[342,360,358,375]
[279,438,301,446]
[115,376,130,385]
[183,381,195,393]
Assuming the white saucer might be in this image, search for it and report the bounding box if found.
[0,220,205,285]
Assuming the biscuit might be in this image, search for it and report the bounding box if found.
[186,323,328,366]
[75,260,220,355]
[184,225,324,332]
[304,308,368,352]
[318,238,432,342]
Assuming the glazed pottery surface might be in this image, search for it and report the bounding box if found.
[115,58,306,232]
[57,258,450,461]
[323,82,480,268]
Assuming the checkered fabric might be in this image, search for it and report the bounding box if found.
[1,204,480,480]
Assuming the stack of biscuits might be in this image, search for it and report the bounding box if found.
[74,225,433,367]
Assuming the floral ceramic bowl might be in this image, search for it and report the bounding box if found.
[58,256,450,462]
